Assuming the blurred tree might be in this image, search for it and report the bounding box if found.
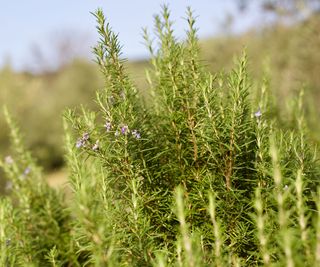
[238,0,320,19]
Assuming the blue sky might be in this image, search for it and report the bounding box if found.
[0,1,261,71]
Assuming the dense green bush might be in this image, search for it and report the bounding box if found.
[1,7,320,266]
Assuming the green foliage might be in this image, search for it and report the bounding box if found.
[201,14,320,143]
[1,6,320,266]
[0,59,103,174]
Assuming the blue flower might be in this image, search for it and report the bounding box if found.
[121,125,129,135]
[76,138,84,148]
[24,167,31,176]
[132,129,141,139]
[92,141,99,151]
[254,109,262,118]
[105,121,112,132]
[76,132,90,148]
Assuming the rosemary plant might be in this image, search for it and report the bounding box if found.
[1,6,320,267]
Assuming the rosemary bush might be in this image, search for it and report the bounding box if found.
[1,6,320,266]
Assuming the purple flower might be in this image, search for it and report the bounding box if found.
[105,121,112,132]
[82,132,90,141]
[24,167,31,176]
[254,109,262,118]
[76,139,84,148]
[92,141,99,151]
[76,132,90,148]
[4,156,14,165]
[121,125,129,135]
[20,167,31,181]
[132,130,141,139]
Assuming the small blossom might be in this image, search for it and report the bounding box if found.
[132,129,141,139]
[105,121,112,132]
[121,125,129,135]
[283,185,288,191]
[76,139,84,148]
[76,132,90,148]
[254,109,262,118]
[4,156,14,165]
[23,167,31,176]
[82,132,90,141]
[92,141,99,151]
[115,130,120,137]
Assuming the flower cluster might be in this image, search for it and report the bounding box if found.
[104,120,141,140]
[131,129,141,139]
[76,132,90,148]
[75,132,100,152]
[75,122,141,152]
